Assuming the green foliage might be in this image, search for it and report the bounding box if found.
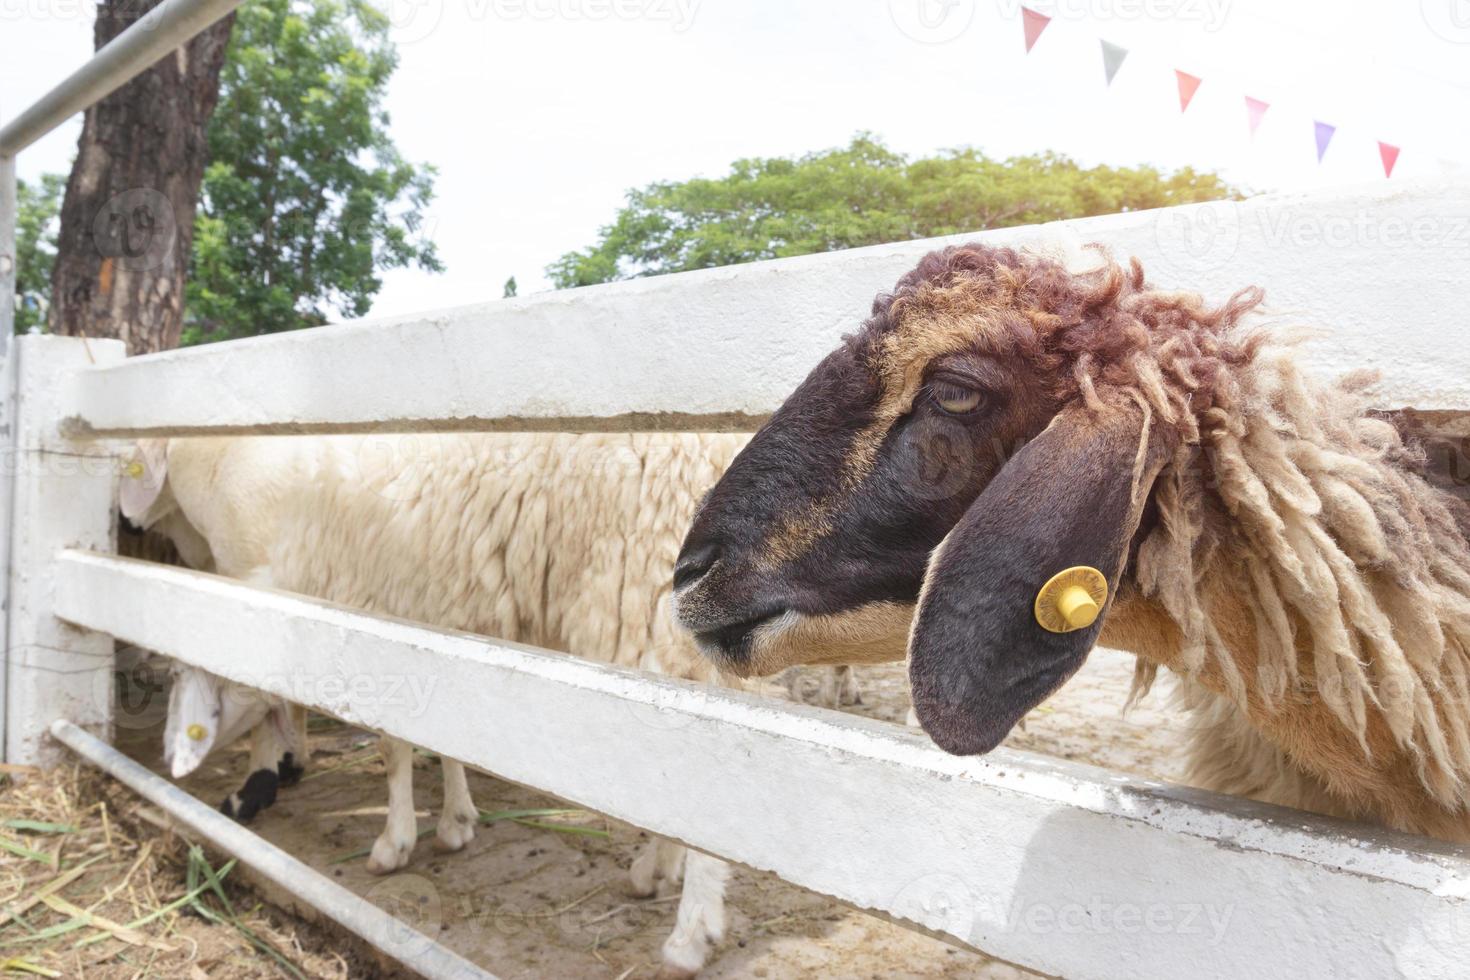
[183,0,442,345]
[14,174,64,334]
[502,276,517,299]
[548,134,1248,289]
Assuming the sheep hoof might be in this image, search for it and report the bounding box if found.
[432,819,475,853]
[628,852,659,898]
[276,752,305,787]
[365,836,414,875]
[659,930,711,979]
[220,769,280,824]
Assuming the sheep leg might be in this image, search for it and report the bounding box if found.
[277,703,309,787]
[367,737,419,875]
[220,717,285,823]
[432,758,478,853]
[629,837,686,898]
[817,665,863,708]
[656,851,730,979]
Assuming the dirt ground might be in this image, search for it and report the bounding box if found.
[81,647,1189,979]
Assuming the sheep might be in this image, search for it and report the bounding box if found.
[128,432,752,978]
[120,438,312,818]
[672,241,1470,843]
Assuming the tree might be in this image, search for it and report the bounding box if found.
[14,174,64,334]
[49,0,235,355]
[182,0,442,345]
[548,134,1247,288]
[502,276,517,299]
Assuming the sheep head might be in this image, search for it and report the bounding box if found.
[675,242,1258,755]
[163,666,273,778]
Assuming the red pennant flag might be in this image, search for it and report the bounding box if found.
[1379,142,1401,178]
[1244,97,1269,137]
[1022,6,1051,53]
[1175,71,1202,112]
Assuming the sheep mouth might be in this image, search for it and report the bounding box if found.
[691,609,789,666]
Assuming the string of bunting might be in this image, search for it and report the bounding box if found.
[1019,6,1401,177]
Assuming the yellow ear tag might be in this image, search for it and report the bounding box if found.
[186,724,208,742]
[1034,566,1108,634]
[125,461,145,479]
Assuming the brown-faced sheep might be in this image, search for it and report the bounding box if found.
[672,241,1470,842]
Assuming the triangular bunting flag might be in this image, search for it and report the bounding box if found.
[1100,41,1128,86]
[1175,71,1202,112]
[1244,97,1269,137]
[1379,142,1401,178]
[1022,6,1051,53]
[1314,121,1336,162]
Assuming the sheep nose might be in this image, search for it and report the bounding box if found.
[673,542,720,591]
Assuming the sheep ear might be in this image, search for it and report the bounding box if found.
[908,399,1171,756]
[119,439,169,523]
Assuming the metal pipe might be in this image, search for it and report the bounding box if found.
[0,153,15,760]
[1,154,14,357]
[0,0,244,156]
[50,720,497,980]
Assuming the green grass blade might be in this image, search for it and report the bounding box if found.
[1,821,76,835]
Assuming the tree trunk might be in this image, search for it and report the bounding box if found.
[49,0,234,355]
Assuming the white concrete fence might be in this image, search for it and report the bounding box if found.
[3,176,1470,978]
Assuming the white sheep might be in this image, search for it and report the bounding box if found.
[125,432,750,978]
[120,438,310,817]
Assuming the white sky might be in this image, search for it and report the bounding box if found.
[4,0,1469,319]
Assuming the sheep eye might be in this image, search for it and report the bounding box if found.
[929,380,984,416]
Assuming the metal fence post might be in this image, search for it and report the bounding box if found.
[6,335,125,764]
[1,153,16,756]
[1,154,14,354]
